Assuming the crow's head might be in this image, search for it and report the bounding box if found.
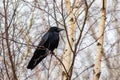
[48,27,64,32]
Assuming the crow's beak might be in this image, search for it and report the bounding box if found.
[58,28,64,32]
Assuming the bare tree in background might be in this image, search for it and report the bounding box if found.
[62,0,79,79]
[93,0,107,80]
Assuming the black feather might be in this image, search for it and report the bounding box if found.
[27,27,64,70]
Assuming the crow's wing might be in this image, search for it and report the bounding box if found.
[27,32,50,70]
[27,49,47,70]
[38,32,49,46]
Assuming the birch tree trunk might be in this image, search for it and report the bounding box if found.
[93,0,107,80]
[62,0,80,80]
[62,0,74,79]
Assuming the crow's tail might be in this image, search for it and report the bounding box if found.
[27,49,48,70]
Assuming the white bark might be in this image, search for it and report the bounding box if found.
[62,0,80,80]
[93,0,107,80]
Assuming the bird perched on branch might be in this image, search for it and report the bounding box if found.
[27,27,64,70]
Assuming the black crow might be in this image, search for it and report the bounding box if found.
[27,27,64,70]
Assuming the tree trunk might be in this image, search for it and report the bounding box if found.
[62,0,80,80]
[93,0,107,80]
